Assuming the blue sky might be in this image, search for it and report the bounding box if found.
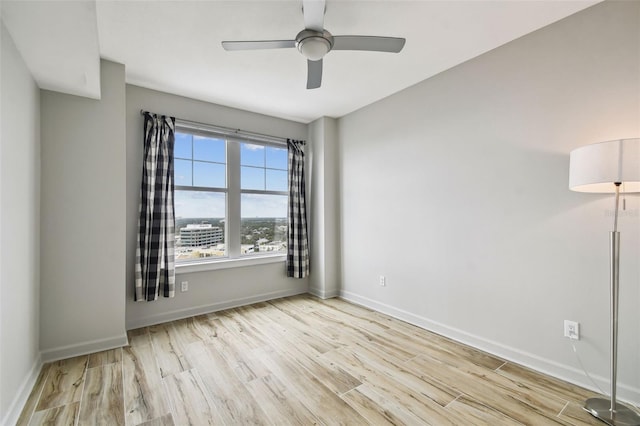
[174,133,288,218]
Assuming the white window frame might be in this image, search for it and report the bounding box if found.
[174,121,288,273]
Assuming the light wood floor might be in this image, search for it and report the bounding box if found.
[17,294,635,425]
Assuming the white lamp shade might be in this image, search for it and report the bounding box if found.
[569,138,640,193]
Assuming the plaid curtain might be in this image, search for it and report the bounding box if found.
[135,112,176,301]
[287,139,310,278]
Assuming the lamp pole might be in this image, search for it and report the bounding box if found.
[583,182,640,426]
[610,182,620,413]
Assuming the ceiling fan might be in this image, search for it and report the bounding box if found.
[221,0,406,89]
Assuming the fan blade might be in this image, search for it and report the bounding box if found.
[332,36,406,53]
[302,0,325,32]
[221,40,296,51]
[307,59,322,89]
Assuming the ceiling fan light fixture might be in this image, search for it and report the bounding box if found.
[298,37,330,60]
[296,30,333,61]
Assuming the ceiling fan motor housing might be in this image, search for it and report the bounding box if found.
[295,29,334,60]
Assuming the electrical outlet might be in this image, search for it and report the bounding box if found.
[564,320,580,340]
[379,275,386,286]
[181,281,188,292]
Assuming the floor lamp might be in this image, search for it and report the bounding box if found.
[569,138,640,426]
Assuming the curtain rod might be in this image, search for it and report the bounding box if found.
[139,109,304,146]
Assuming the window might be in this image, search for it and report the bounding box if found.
[240,143,288,256]
[174,123,288,265]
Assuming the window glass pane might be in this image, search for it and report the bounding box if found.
[241,143,265,167]
[175,132,192,159]
[266,146,287,170]
[241,194,287,255]
[193,161,225,188]
[241,166,265,190]
[175,190,226,260]
[174,159,192,186]
[194,136,225,163]
[266,169,287,191]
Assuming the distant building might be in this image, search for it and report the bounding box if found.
[179,223,223,247]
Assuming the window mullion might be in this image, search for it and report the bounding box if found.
[190,134,194,186]
[227,140,241,257]
[263,147,267,191]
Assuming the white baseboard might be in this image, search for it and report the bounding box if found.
[126,288,308,330]
[40,333,129,363]
[308,285,339,299]
[2,354,42,426]
[340,290,640,406]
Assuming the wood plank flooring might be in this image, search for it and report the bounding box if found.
[17,294,638,425]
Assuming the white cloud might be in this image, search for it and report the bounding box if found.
[242,194,287,218]
[175,190,225,218]
[243,143,264,151]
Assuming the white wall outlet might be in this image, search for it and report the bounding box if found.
[564,320,580,340]
[379,275,386,286]
[181,281,188,292]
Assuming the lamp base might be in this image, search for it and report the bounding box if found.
[584,398,640,426]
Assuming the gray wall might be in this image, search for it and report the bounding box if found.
[125,85,309,329]
[40,60,127,360]
[308,117,341,298]
[338,1,640,403]
[0,23,41,424]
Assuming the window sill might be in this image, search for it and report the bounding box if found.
[176,254,286,274]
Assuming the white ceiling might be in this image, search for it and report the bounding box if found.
[2,0,600,123]
[1,0,101,99]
